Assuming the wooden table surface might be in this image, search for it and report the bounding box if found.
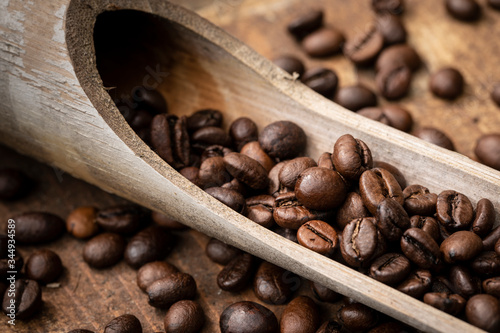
[2,0,499,332]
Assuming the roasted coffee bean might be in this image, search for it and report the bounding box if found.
[151,211,187,230]
[136,261,179,292]
[217,253,255,292]
[445,0,481,21]
[483,277,500,298]
[372,0,404,14]
[273,55,305,76]
[295,167,347,211]
[14,212,65,244]
[376,44,421,73]
[484,226,500,251]
[67,330,95,333]
[333,134,373,181]
[403,185,437,216]
[413,127,455,151]
[370,253,411,285]
[268,161,287,197]
[359,168,404,215]
[66,206,99,239]
[129,109,153,130]
[376,198,410,242]
[104,314,142,333]
[311,281,341,303]
[302,28,345,57]
[466,294,500,332]
[199,156,232,189]
[344,26,384,66]
[373,161,407,189]
[409,216,440,242]
[341,218,378,267]
[430,67,464,100]
[357,105,413,132]
[317,152,334,170]
[279,157,317,189]
[316,320,342,333]
[273,192,331,230]
[492,83,500,106]
[83,232,125,269]
[401,228,441,269]
[0,168,30,200]
[229,117,258,151]
[440,231,482,264]
[377,64,412,100]
[431,276,455,294]
[0,253,23,279]
[124,226,174,269]
[301,68,339,98]
[475,134,500,170]
[220,301,279,333]
[377,14,406,45]
[240,141,275,173]
[423,292,465,315]
[472,198,495,237]
[335,192,370,230]
[224,152,268,190]
[496,238,500,256]
[273,226,299,243]
[201,145,232,162]
[471,251,500,277]
[338,303,378,332]
[150,114,190,168]
[25,249,63,284]
[132,87,167,114]
[436,190,474,231]
[280,296,320,333]
[253,261,298,304]
[164,300,205,333]
[259,121,306,161]
[335,84,378,111]
[96,205,146,234]
[205,187,246,214]
[192,126,231,148]
[397,269,432,299]
[297,220,338,256]
[147,272,196,308]
[246,195,275,229]
[287,9,324,40]
[2,279,41,319]
[449,265,481,299]
[205,238,241,265]
[187,109,223,132]
[369,322,413,333]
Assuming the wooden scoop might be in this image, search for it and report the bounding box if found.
[1,1,498,332]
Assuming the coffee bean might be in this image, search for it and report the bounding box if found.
[280,296,320,333]
[472,198,495,237]
[280,158,318,190]
[471,251,500,277]
[229,117,258,152]
[317,152,334,170]
[297,220,338,256]
[0,168,30,200]
[370,253,411,285]
[373,161,407,189]
[484,226,500,251]
[273,55,305,76]
[253,261,298,304]
[358,105,413,132]
[341,218,378,267]
[376,198,410,242]
[199,156,232,189]
[401,228,441,269]
[445,0,481,21]
[335,84,378,111]
[302,28,345,57]
[333,134,373,181]
[132,87,167,114]
[335,192,370,230]
[205,238,241,265]
[368,322,412,333]
[268,161,287,197]
[192,126,231,148]
[359,168,404,215]
[136,261,179,292]
[164,300,205,333]
[125,226,174,269]
[316,320,342,333]
[273,226,299,243]
[240,141,276,173]
[423,292,465,315]
[273,192,331,229]
[66,206,99,239]
[220,301,278,333]
[496,238,500,256]
[205,187,246,214]
[344,26,384,66]
[0,252,23,279]
[376,64,412,100]
[436,190,474,231]
[150,114,190,168]
[413,127,455,150]
[377,14,406,45]
[397,269,432,298]
[466,294,500,332]
[474,134,500,170]
[201,145,232,162]
[376,44,421,73]
[151,211,187,230]
[259,121,306,161]
[83,233,125,269]
[147,272,197,308]
[440,231,483,264]
[67,330,95,333]
[129,109,153,130]
[372,0,404,14]
[311,281,341,303]
[449,265,481,299]
[492,83,500,106]
[217,253,255,292]
[246,195,275,229]
[14,212,65,244]
[287,9,324,40]
[25,249,63,284]
[187,109,223,132]
[430,67,464,100]
[104,314,142,333]
[409,216,440,242]
[482,277,500,298]
[96,205,146,234]
[403,185,437,216]
[2,279,42,319]
[224,152,268,190]
[301,68,339,98]
[338,303,378,332]
[295,167,347,211]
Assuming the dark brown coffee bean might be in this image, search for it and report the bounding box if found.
[273,55,305,76]
[335,85,378,111]
[423,292,465,315]
[187,109,223,132]
[205,238,241,265]
[273,226,299,243]
[129,109,153,130]
[436,190,474,231]
[338,303,378,332]
[492,83,500,106]
[192,126,231,148]
[220,301,278,333]
[302,28,345,57]
[333,134,373,181]
[0,168,30,200]
[430,67,464,100]
[466,294,500,332]
[83,233,125,269]
[295,167,347,211]
[125,226,174,269]
[2,279,42,320]
[259,121,306,161]
[26,249,62,284]
[199,156,232,189]
[373,161,407,189]
[136,261,179,292]
[301,68,339,98]
[335,192,370,230]
[409,216,440,242]
[104,314,142,333]
[0,253,23,279]
[217,253,254,292]
[287,9,324,40]
[150,114,189,169]
[445,0,481,21]
[413,127,455,151]
[240,141,275,174]
[66,206,99,239]
[376,44,421,73]
[317,152,334,170]
[483,277,500,298]
[311,281,341,303]
[297,220,338,256]
[67,330,95,333]
[360,168,404,215]
[440,231,483,264]
[403,185,437,216]
[471,251,500,277]
[376,64,411,100]
[341,218,378,267]
[372,0,404,14]
[246,195,275,229]
[496,238,500,256]
[316,320,342,333]
[472,198,495,237]
[229,117,258,151]
[358,105,413,132]
[268,161,287,196]
[376,198,410,242]
[224,152,268,190]
[96,205,146,234]
[401,228,441,269]
[344,26,384,66]
[151,211,187,230]
[200,145,232,162]
[377,14,406,45]
[147,272,196,308]
[397,269,432,298]
[205,187,246,214]
[280,296,320,333]
[279,157,317,189]
[164,300,204,333]
[273,192,331,230]
[475,134,500,170]
[368,322,412,333]
[449,265,481,299]
[434,276,458,295]
[484,226,500,251]
[13,212,65,244]
[132,86,167,114]
[370,253,411,285]
[253,262,299,304]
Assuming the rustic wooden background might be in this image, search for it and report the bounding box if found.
[1,0,499,332]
